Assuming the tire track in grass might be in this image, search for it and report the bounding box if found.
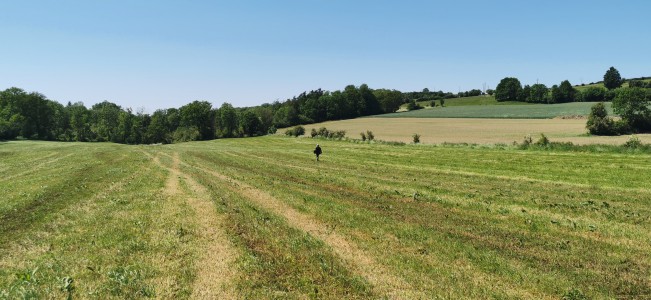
[174,155,426,299]
[144,150,238,299]
[0,152,74,182]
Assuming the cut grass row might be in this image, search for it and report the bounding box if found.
[2,137,650,298]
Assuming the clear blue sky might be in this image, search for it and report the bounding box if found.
[2,0,650,112]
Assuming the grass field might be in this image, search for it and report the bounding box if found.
[387,102,613,119]
[2,137,651,299]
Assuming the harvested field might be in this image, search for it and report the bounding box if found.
[299,118,651,145]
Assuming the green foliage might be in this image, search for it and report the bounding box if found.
[106,266,155,298]
[623,136,643,149]
[529,83,549,103]
[366,130,374,141]
[581,86,606,102]
[373,89,404,113]
[586,102,617,135]
[561,288,588,300]
[495,77,522,102]
[378,102,612,119]
[612,87,651,131]
[360,132,366,141]
[179,100,214,140]
[311,127,346,139]
[172,126,201,143]
[406,99,423,111]
[240,110,263,137]
[603,66,623,90]
[535,133,550,146]
[284,125,305,137]
[553,80,577,103]
[412,133,420,144]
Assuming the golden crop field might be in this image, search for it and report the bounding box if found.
[299,118,651,145]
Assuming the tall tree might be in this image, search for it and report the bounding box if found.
[529,83,548,103]
[179,100,214,140]
[603,67,623,90]
[90,101,122,142]
[553,80,577,103]
[240,110,262,136]
[494,77,522,102]
[373,89,403,113]
[612,87,651,131]
[359,84,381,115]
[218,102,238,138]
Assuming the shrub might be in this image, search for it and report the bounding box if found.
[535,133,550,146]
[440,98,445,107]
[284,125,305,137]
[412,133,420,144]
[312,127,345,140]
[407,100,423,111]
[586,102,616,135]
[430,100,436,107]
[360,132,367,141]
[267,125,277,134]
[366,130,374,141]
[310,128,318,138]
[623,136,643,149]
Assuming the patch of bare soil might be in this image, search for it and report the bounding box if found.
[147,151,238,299]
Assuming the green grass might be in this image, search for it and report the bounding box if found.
[383,101,613,119]
[2,137,651,299]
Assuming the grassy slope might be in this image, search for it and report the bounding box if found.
[2,137,651,299]
[382,102,613,119]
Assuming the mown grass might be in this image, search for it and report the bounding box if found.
[2,137,651,299]
[381,101,613,119]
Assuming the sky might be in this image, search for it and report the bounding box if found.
[1,0,650,112]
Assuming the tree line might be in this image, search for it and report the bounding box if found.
[495,67,650,104]
[0,84,407,144]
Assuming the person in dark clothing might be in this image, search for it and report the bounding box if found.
[313,144,322,161]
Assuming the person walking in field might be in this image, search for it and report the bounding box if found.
[313,144,322,161]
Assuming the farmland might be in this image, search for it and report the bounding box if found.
[1,137,650,299]
[388,102,613,119]
[301,118,651,145]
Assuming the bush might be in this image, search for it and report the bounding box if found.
[535,133,550,146]
[360,132,366,141]
[284,125,305,137]
[311,128,318,138]
[366,130,374,141]
[412,133,420,144]
[440,98,445,107]
[429,100,436,107]
[267,125,277,134]
[623,136,643,149]
[586,102,617,135]
[312,127,346,140]
[406,100,423,111]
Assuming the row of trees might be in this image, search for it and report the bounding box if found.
[494,67,645,104]
[0,84,407,144]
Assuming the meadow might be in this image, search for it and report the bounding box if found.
[1,137,650,299]
[388,102,612,119]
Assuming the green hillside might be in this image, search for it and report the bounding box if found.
[379,102,613,119]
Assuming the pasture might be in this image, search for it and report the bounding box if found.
[1,137,650,299]
[386,102,613,119]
